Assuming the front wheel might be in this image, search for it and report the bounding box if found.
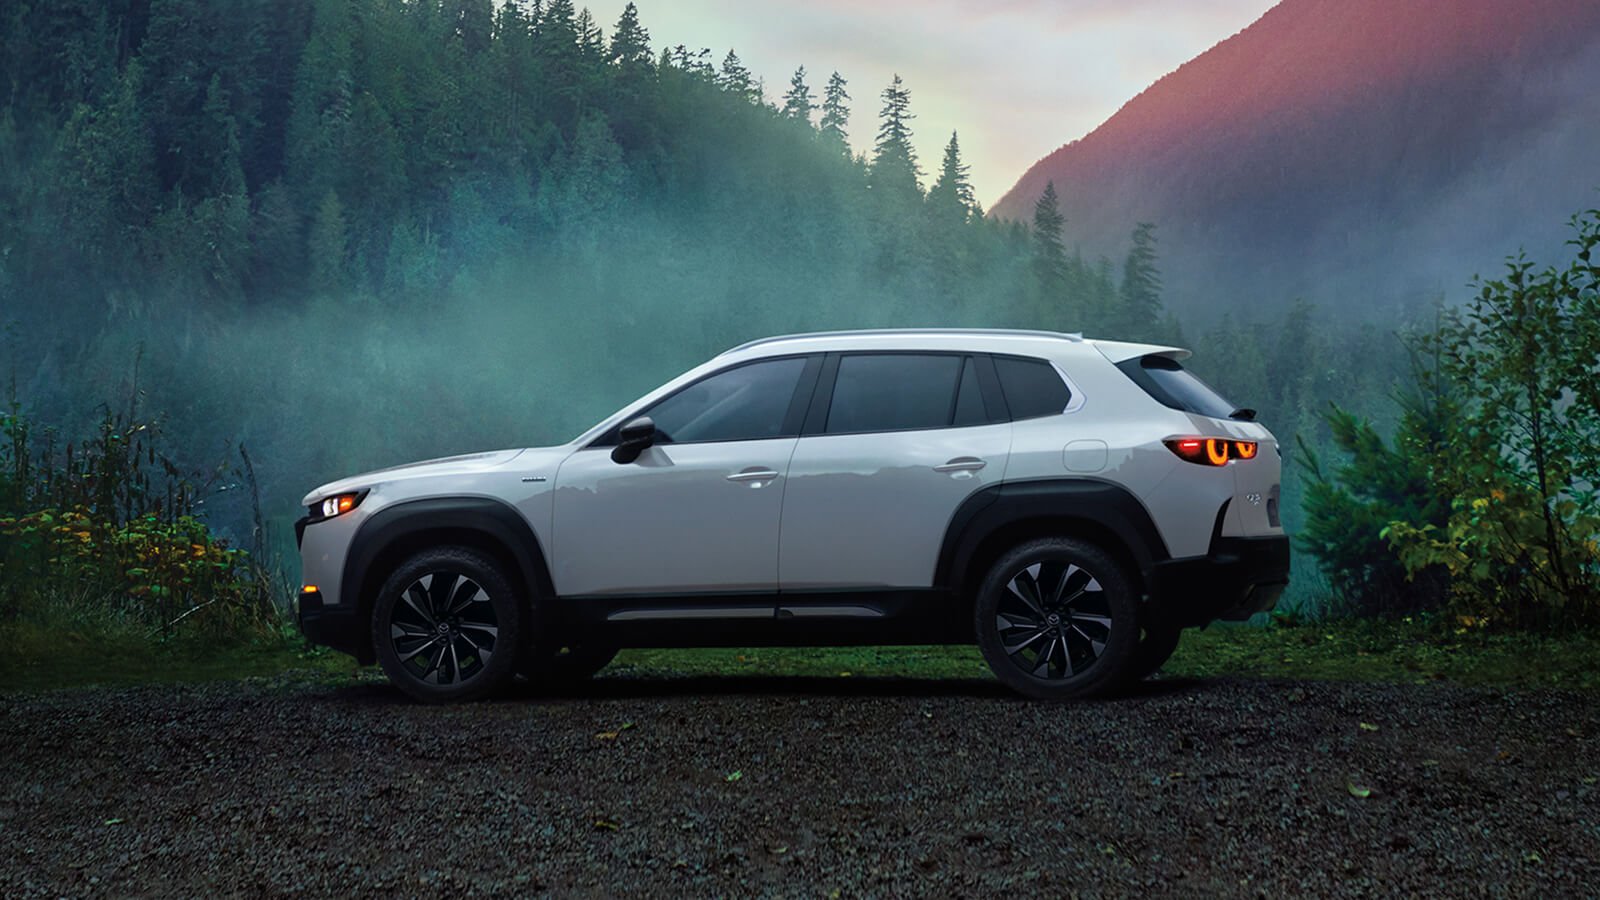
[974,538,1139,700]
[371,547,523,703]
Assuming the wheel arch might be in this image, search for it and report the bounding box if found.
[936,478,1170,609]
[341,496,554,663]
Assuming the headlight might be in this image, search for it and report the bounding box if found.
[313,490,367,520]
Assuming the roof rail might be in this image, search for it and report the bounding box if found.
[719,328,1086,356]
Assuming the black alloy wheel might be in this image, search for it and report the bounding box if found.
[372,547,523,703]
[975,538,1138,699]
[388,571,499,685]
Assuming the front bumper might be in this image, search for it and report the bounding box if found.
[1144,535,1290,627]
[297,588,372,663]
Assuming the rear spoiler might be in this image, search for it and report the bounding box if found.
[1088,340,1192,364]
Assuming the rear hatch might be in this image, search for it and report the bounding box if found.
[1102,346,1282,537]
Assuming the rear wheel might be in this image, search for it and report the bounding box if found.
[371,547,523,703]
[974,538,1139,700]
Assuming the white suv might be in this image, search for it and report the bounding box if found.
[295,329,1288,702]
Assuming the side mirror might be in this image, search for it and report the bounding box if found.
[610,416,656,464]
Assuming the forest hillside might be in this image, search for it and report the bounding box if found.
[990,0,1600,320]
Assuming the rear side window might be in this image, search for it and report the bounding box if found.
[825,354,963,434]
[994,356,1072,420]
[1116,355,1238,419]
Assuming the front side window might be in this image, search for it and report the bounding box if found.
[825,354,964,434]
[642,357,808,444]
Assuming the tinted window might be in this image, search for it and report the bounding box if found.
[952,357,988,427]
[825,354,963,434]
[994,356,1071,420]
[644,357,807,444]
[1116,355,1237,419]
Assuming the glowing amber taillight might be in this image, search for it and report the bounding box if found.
[1165,438,1259,467]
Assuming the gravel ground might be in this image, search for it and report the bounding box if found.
[2,673,1598,897]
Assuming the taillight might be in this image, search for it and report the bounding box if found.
[1165,438,1258,466]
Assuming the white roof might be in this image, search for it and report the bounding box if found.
[718,328,1189,362]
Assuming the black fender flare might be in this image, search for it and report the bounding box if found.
[934,478,1171,595]
[341,496,555,641]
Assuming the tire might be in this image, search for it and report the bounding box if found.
[1129,624,1183,681]
[520,642,620,686]
[974,537,1140,700]
[371,546,524,703]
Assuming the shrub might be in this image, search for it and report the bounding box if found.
[1383,208,1600,628]
[1295,349,1454,617]
[0,394,276,640]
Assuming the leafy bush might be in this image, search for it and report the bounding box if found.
[1295,364,1453,617]
[0,395,276,640]
[1299,205,1600,629]
[1380,208,1600,628]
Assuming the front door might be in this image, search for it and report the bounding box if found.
[552,355,816,597]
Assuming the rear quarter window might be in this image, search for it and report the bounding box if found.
[994,356,1072,420]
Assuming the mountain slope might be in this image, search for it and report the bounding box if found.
[991,0,1600,317]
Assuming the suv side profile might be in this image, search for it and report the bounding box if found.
[295,329,1289,702]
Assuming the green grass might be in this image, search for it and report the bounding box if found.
[0,620,356,693]
[609,619,1600,692]
[3,618,1596,694]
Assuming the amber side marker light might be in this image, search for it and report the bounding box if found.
[301,585,319,594]
[1165,438,1259,466]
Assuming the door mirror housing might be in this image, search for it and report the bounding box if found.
[611,416,656,464]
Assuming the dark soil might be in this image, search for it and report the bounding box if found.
[3,673,1597,896]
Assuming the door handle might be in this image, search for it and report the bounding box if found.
[726,468,780,483]
[934,457,987,473]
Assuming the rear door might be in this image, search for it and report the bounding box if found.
[778,352,1012,590]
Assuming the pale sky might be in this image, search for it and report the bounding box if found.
[578,0,1280,207]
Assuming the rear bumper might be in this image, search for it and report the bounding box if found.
[1145,535,1290,627]
[297,588,372,663]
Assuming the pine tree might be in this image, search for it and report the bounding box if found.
[539,112,628,250]
[446,0,495,54]
[534,0,578,59]
[284,0,355,204]
[574,8,604,65]
[669,45,715,80]
[489,0,538,151]
[532,0,581,131]
[1032,181,1067,286]
[308,189,349,292]
[53,60,158,261]
[820,71,850,151]
[197,74,246,198]
[870,74,919,198]
[139,0,213,195]
[608,2,651,71]
[718,50,760,103]
[1119,222,1163,335]
[605,1,651,131]
[927,131,977,222]
[781,66,815,123]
